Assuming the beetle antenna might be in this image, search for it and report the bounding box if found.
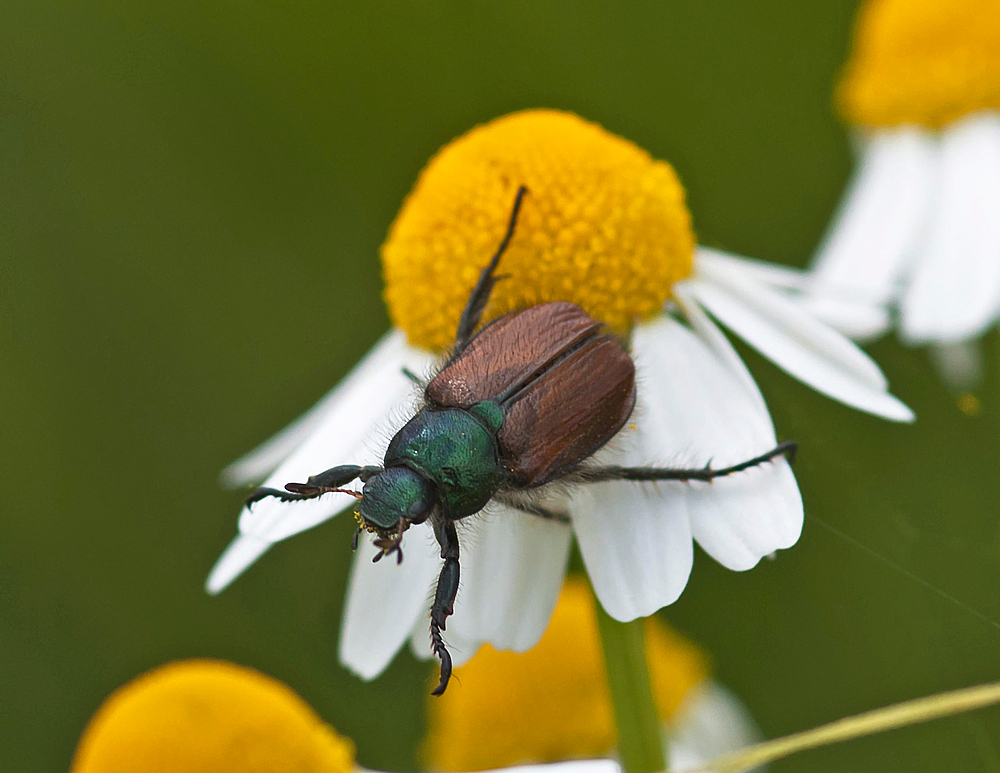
[246,486,361,507]
[247,463,370,507]
[284,483,363,499]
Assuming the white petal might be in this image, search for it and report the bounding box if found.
[221,329,420,487]
[684,265,914,422]
[338,524,441,680]
[685,460,802,571]
[449,507,573,651]
[494,762,621,773]
[698,246,892,342]
[363,760,620,773]
[668,682,762,771]
[928,339,985,392]
[673,284,765,412]
[697,246,809,291]
[637,317,803,571]
[902,111,1000,343]
[204,535,272,595]
[573,317,803,619]
[809,127,936,306]
[798,294,891,341]
[570,426,695,622]
[221,406,329,488]
[695,252,887,389]
[237,334,434,545]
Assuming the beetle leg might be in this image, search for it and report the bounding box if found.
[493,494,570,524]
[245,464,375,507]
[429,520,461,696]
[576,440,798,484]
[453,186,528,351]
[299,464,379,489]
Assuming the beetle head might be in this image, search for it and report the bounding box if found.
[358,465,436,537]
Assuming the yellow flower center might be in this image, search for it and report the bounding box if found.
[838,0,1000,127]
[382,110,695,351]
[422,577,710,771]
[70,659,356,773]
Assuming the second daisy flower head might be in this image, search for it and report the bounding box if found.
[810,0,1000,381]
[207,109,912,687]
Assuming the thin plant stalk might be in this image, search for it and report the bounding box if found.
[593,591,665,773]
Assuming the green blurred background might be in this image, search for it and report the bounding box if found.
[3,1,1000,770]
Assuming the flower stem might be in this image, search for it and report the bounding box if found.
[593,593,666,773]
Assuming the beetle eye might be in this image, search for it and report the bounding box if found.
[359,467,435,531]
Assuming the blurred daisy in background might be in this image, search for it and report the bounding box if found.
[807,0,1000,390]
[70,659,355,773]
[207,109,912,683]
[70,657,621,773]
[423,577,760,773]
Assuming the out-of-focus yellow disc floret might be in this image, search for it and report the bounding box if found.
[382,110,695,352]
[838,0,1000,127]
[71,660,355,773]
[422,577,710,771]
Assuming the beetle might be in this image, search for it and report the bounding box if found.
[247,186,797,695]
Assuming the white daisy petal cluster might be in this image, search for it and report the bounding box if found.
[667,682,763,773]
[805,0,1000,387]
[810,113,1000,346]
[208,238,910,680]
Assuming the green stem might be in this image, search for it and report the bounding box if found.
[593,591,666,773]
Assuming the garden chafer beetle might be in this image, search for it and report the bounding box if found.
[247,187,796,694]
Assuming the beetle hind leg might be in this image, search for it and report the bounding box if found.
[494,493,571,524]
[576,440,798,484]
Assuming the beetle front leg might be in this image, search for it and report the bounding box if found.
[245,464,379,507]
[429,520,461,696]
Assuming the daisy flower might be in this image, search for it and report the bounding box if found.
[70,657,621,773]
[70,659,356,773]
[424,576,761,773]
[807,0,1000,387]
[206,109,912,684]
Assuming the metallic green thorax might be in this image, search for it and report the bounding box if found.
[384,401,506,519]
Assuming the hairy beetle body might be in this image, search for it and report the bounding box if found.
[427,301,636,487]
[248,187,797,695]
